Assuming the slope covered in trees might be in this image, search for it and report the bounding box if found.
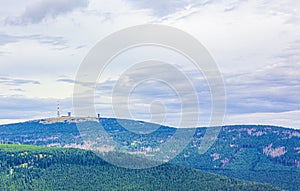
[0,118,299,190]
[0,144,280,191]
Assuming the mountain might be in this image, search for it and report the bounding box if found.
[0,144,280,191]
[0,117,299,190]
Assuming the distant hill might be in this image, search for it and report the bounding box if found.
[0,144,280,191]
[0,117,299,190]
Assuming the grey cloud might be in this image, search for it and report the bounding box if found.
[225,38,300,115]
[5,0,88,25]
[128,0,213,17]
[130,0,299,27]
[57,78,76,84]
[222,0,249,12]
[26,34,67,46]
[0,51,10,56]
[76,45,86,49]
[110,63,212,104]
[0,33,19,45]
[92,63,212,126]
[60,50,299,127]
[0,96,72,120]
[128,0,246,20]
[62,62,213,126]
[57,78,95,89]
[9,88,25,92]
[225,62,300,114]
[57,78,116,91]
[225,110,300,129]
[0,32,67,47]
[0,77,40,86]
[244,0,300,25]
[224,6,236,12]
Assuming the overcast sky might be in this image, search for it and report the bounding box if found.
[0,0,299,129]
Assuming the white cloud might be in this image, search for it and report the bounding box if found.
[0,0,299,129]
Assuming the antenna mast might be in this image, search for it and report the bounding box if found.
[57,101,60,118]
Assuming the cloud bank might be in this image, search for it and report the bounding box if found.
[0,0,299,129]
[6,0,88,25]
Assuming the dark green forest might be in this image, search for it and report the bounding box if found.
[0,144,280,191]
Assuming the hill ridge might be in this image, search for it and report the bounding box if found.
[0,118,299,190]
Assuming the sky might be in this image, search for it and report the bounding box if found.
[0,0,299,129]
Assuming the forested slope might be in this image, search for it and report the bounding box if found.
[0,144,280,191]
[0,118,299,190]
